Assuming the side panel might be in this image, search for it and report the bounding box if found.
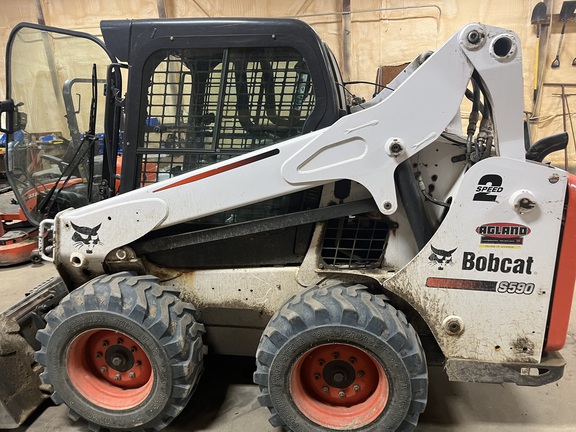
[385,157,567,363]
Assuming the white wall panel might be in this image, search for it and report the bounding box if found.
[0,0,574,171]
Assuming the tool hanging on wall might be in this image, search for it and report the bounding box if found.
[532,2,547,100]
[543,83,576,170]
[551,1,576,68]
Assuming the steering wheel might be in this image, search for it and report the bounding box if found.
[40,153,69,172]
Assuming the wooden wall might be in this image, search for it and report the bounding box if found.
[1,0,574,169]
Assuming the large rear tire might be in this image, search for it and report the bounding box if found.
[254,284,427,431]
[36,272,206,431]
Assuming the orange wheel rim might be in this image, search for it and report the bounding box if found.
[66,329,154,410]
[290,343,389,429]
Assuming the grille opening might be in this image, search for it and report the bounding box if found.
[321,216,389,269]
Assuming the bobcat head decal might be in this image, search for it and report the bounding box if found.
[71,222,103,254]
[428,245,457,270]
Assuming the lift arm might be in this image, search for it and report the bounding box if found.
[47,24,525,282]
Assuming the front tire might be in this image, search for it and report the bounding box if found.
[36,272,206,431]
[254,285,427,431]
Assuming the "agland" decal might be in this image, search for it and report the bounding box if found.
[462,251,534,274]
[476,222,530,247]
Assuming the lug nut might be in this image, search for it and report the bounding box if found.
[322,386,329,393]
[349,357,356,364]
[101,366,107,372]
[358,370,365,377]
[117,338,123,345]
[114,374,121,380]
[136,360,142,366]
[318,359,324,366]
[338,391,346,398]
[314,373,320,380]
[102,340,109,347]
[129,372,136,379]
[96,352,102,358]
[332,352,340,359]
[131,346,137,353]
[353,385,361,392]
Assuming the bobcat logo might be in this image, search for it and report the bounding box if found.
[428,245,457,270]
[71,222,103,254]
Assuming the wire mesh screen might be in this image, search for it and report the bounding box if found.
[138,47,315,185]
[321,216,389,269]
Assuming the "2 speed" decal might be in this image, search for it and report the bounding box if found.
[473,174,503,202]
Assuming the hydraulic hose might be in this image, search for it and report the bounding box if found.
[395,161,434,250]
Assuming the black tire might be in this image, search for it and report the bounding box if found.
[36,272,206,431]
[29,250,42,264]
[254,284,427,432]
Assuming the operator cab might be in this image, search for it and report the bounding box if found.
[100,18,347,268]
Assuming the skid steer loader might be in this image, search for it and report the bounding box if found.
[0,18,574,432]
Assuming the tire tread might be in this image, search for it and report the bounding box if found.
[254,284,428,432]
[35,271,206,432]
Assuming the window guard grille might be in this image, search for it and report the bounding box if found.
[138,47,315,187]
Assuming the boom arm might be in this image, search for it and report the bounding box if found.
[48,24,526,279]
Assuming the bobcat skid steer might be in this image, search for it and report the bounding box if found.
[0,18,574,432]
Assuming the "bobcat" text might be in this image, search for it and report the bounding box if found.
[461,252,534,274]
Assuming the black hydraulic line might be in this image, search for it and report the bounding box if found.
[467,79,481,138]
[464,88,484,114]
[395,161,434,250]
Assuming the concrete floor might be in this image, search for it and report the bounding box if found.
[1,261,576,432]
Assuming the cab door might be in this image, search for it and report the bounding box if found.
[1,24,115,225]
